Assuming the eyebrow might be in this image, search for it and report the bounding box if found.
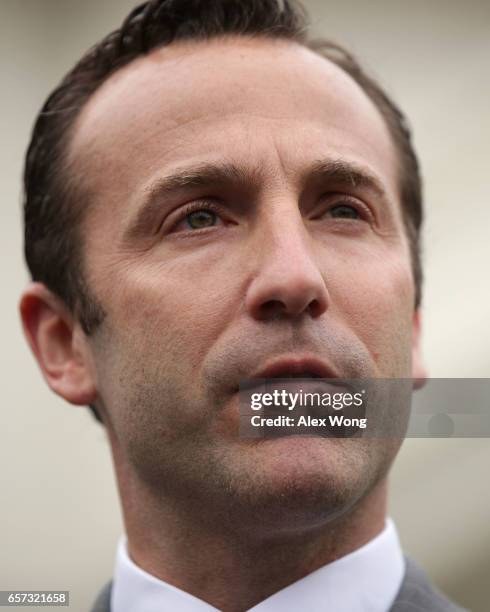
[123,161,258,242]
[309,159,387,199]
[122,158,389,243]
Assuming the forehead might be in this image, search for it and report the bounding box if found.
[69,36,399,234]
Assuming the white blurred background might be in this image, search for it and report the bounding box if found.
[1,1,489,610]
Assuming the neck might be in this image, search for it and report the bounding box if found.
[120,474,388,611]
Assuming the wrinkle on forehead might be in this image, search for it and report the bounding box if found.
[67,35,400,243]
[70,37,394,155]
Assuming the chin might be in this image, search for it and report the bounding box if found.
[220,435,383,534]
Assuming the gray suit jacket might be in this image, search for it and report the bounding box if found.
[90,557,467,611]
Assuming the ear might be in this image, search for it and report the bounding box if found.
[412,308,428,389]
[19,282,97,406]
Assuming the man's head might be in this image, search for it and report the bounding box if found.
[20,0,426,534]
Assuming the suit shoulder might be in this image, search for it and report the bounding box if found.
[391,557,468,612]
[90,580,112,612]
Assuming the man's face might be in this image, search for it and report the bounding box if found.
[71,37,425,528]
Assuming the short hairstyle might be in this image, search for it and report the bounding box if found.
[23,0,423,422]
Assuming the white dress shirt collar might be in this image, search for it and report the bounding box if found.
[111,518,405,612]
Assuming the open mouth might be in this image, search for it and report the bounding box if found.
[268,371,322,379]
[250,356,338,381]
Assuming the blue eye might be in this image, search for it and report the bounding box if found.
[328,204,360,219]
[185,209,218,229]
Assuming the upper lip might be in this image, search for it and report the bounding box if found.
[250,355,340,379]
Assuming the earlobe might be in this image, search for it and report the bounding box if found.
[19,282,97,406]
[411,308,428,389]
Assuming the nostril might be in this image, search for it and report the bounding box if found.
[259,300,284,319]
[246,270,329,321]
[257,297,325,320]
[308,299,324,318]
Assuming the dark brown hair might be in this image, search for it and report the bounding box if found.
[23,0,423,421]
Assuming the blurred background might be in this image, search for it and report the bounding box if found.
[1,0,489,610]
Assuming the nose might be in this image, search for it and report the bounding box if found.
[245,206,329,321]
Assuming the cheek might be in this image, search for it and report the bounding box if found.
[104,253,239,371]
[329,250,415,372]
